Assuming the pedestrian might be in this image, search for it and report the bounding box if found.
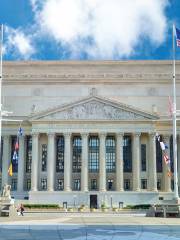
[19,204,25,216]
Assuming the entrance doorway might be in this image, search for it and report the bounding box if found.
[90,195,97,209]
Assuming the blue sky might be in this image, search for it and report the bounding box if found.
[0,0,180,60]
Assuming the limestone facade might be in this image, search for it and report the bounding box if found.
[0,60,180,207]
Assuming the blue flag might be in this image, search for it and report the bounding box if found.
[175,27,180,47]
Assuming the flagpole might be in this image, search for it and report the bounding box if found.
[172,23,179,200]
[0,24,3,163]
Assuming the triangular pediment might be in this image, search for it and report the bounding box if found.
[29,95,158,121]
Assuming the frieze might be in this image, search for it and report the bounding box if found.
[41,100,148,120]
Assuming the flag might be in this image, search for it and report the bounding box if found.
[12,151,18,163]
[175,27,180,47]
[168,96,173,117]
[8,162,13,176]
[163,154,170,164]
[14,140,19,150]
[160,142,166,151]
[18,127,23,136]
[167,170,172,177]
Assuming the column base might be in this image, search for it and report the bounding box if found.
[64,188,72,192]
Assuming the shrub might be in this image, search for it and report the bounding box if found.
[23,204,60,209]
[123,204,151,210]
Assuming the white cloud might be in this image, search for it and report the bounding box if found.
[5,26,35,59]
[30,0,168,59]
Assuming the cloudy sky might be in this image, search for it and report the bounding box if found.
[0,0,180,60]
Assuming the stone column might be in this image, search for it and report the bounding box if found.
[47,133,55,191]
[132,133,141,191]
[31,133,39,191]
[162,135,171,192]
[116,133,124,191]
[148,133,157,191]
[17,135,25,192]
[64,133,72,191]
[2,136,11,187]
[99,133,106,192]
[81,133,89,192]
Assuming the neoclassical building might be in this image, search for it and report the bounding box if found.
[0,60,180,207]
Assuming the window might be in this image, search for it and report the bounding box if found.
[141,179,147,189]
[170,135,174,172]
[156,137,162,172]
[26,179,31,191]
[124,179,130,190]
[157,179,161,190]
[11,136,18,173]
[0,178,1,190]
[141,144,146,171]
[11,179,17,191]
[107,179,113,190]
[26,136,32,173]
[41,144,47,172]
[106,136,116,172]
[89,136,99,172]
[72,136,82,173]
[41,178,47,190]
[123,136,132,172]
[74,179,80,191]
[171,179,174,191]
[56,136,64,172]
[0,138,3,172]
[57,179,64,191]
[91,179,97,190]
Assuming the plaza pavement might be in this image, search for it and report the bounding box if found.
[1,212,180,225]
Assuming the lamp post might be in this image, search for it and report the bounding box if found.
[110,195,113,209]
[73,195,77,209]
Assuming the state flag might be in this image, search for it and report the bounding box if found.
[175,27,180,47]
[8,162,13,176]
[163,154,170,164]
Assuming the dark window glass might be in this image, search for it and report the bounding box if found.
[170,135,174,172]
[56,136,64,172]
[156,137,162,172]
[0,179,1,190]
[106,136,116,172]
[171,179,174,191]
[72,136,82,173]
[74,179,80,190]
[141,179,147,189]
[41,144,47,172]
[11,178,17,191]
[89,136,99,172]
[0,138,3,172]
[124,179,130,190]
[91,179,97,190]
[123,136,132,172]
[26,179,31,191]
[107,179,113,190]
[26,136,32,173]
[141,144,146,171]
[41,178,47,190]
[57,179,64,190]
[157,179,161,190]
[11,136,18,173]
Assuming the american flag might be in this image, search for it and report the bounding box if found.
[175,27,180,47]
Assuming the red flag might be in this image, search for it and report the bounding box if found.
[15,140,19,150]
[163,154,170,164]
[168,96,173,117]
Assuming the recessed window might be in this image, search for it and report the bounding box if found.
[141,179,147,189]
[72,136,82,173]
[123,136,132,172]
[124,179,130,191]
[74,179,80,191]
[89,137,99,172]
[57,179,64,191]
[41,178,47,190]
[141,144,146,171]
[107,179,113,190]
[41,144,47,172]
[157,179,161,190]
[26,179,31,191]
[56,136,64,172]
[91,179,97,190]
[106,136,116,173]
[11,179,17,191]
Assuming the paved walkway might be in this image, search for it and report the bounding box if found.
[1,212,180,225]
